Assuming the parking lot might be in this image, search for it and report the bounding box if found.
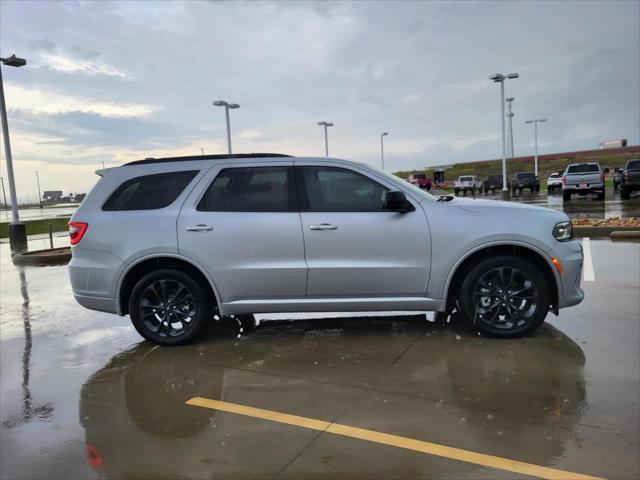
[1,234,638,480]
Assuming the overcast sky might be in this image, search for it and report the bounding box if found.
[1,0,639,201]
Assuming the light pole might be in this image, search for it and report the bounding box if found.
[0,54,28,253]
[1,176,7,212]
[213,100,239,154]
[380,132,388,170]
[317,121,333,156]
[35,170,42,208]
[489,73,519,199]
[525,118,547,177]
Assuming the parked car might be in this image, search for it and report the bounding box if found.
[69,153,584,345]
[454,175,483,195]
[483,173,507,195]
[613,168,623,190]
[620,158,640,200]
[407,172,432,190]
[562,162,606,201]
[511,172,540,194]
[546,172,563,193]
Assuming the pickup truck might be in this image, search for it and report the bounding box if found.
[483,173,507,195]
[620,158,640,199]
[511,172,540,194]
[407,172,432,190]
[562,162,605,201]
[454,175,483,195]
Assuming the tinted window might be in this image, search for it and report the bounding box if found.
[487,175,501,182]
[626,160,640,170]
[413,173,426,179]
[300,166,389,212]
[198,166,296,211]
[516,173,534,179]
[567,164,600,173]
[103,170,198,211]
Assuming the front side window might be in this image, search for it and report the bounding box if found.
[299,166,389,212]
[198,166,296,211]
[103,170,198,211]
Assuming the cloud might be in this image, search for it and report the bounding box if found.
[4,84,156,118]
[38,52,129,78]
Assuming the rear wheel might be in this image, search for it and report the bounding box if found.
[458,256,549,338]
[562,190,571,201]
[621,187,631,200]
[129,269,211,346]
[596,188,605,201]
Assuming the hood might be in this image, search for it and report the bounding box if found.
[445,196,568,220]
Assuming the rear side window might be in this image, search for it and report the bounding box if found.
[567,164,600,173]
[626,160,640,169]
[517,173,533,179]
[198,166,296,211]
[103,171,198,211]
[299,166,389,212]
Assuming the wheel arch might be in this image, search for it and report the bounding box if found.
[444,242,560,313]
[117,254,222,315]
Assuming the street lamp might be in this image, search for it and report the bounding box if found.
[525,118,547,177]
[35,170,42,209]
[380,132,389,170]
[213,100,240,154]
[489,72,519,199]
[0,53,28,253]
[317,121,333,156]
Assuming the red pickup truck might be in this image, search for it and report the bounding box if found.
[407,173,432,190]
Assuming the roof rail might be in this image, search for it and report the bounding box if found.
[124,153,292,166]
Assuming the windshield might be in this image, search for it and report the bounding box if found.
[487,175,501,181]
[412,173,426,179]
[459,176,473,182]
[626,160,640,169]
[567,164,600,173]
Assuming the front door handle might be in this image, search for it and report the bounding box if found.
[309,223,338,231]
[186,224,213,231]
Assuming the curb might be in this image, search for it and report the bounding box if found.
[12,247,72,267]
[611,231,640,240]
[572,226,640,238]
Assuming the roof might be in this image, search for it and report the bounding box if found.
[124,153,291,166]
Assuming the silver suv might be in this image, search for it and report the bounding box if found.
[69,153,584,345]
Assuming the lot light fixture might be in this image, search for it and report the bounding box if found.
[0,53,27,253]
[525,118,547,176]
[489,72,519,198]
[380,132,389,170]
[317,121,334,156]
[213,100,240,154]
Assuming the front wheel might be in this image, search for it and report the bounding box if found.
[129,269,211,346]
[458,256,549,338]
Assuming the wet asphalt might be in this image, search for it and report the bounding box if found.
[0,236,639,480]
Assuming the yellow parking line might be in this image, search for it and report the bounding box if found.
[186,397,604,480]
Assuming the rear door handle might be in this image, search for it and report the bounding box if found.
[186,224,213,231]
[309,223,338,231]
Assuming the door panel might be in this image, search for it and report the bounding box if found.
[178,163,307,303]
[296,164,430,298]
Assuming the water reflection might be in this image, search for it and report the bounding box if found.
[2,268,54,428]
[79,317,586,479]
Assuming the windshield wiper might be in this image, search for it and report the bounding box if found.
[437,195,454,202]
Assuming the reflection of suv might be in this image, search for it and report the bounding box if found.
[512,172,540,193]
[69,153,584,345]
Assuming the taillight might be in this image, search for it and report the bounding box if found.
[69,222,88,245]
[624,172,629,180]
[600,173,605,182]
[562,175,566,184]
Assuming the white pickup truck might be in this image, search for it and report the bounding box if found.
[454,175,483,195]
[562,162,606,201]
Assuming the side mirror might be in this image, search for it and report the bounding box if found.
[384,191,413,213]
[604,168,610,174]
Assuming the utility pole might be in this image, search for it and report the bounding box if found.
[380,132,388,170]
[35,170,42,208]
[317,121,333,156]
[1,176,7,212]
[525,118,547,176]
[506,97,515,158]
[213,100,240,154]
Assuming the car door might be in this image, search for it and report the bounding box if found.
[296,162,430,298]
[178,162,307,303]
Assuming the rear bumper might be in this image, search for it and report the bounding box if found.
[563,182,604,193]
[73,293,119,314]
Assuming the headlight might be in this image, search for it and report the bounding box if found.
[553,221,573,241]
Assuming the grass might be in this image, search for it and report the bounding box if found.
[394,152,637,182]
[0,217,70,238]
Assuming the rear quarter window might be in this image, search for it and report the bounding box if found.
[567,164,600,173]
[102,170,198,211]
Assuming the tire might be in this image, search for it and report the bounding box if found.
[562,190,571,202]
[129,269,211,346]
[458,255,550,338]
[621,187,631,200]
[454,189,459,196]
[426,184,431,191]
[596,189,605,201]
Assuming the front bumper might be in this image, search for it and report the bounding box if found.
[552,240,584,309]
